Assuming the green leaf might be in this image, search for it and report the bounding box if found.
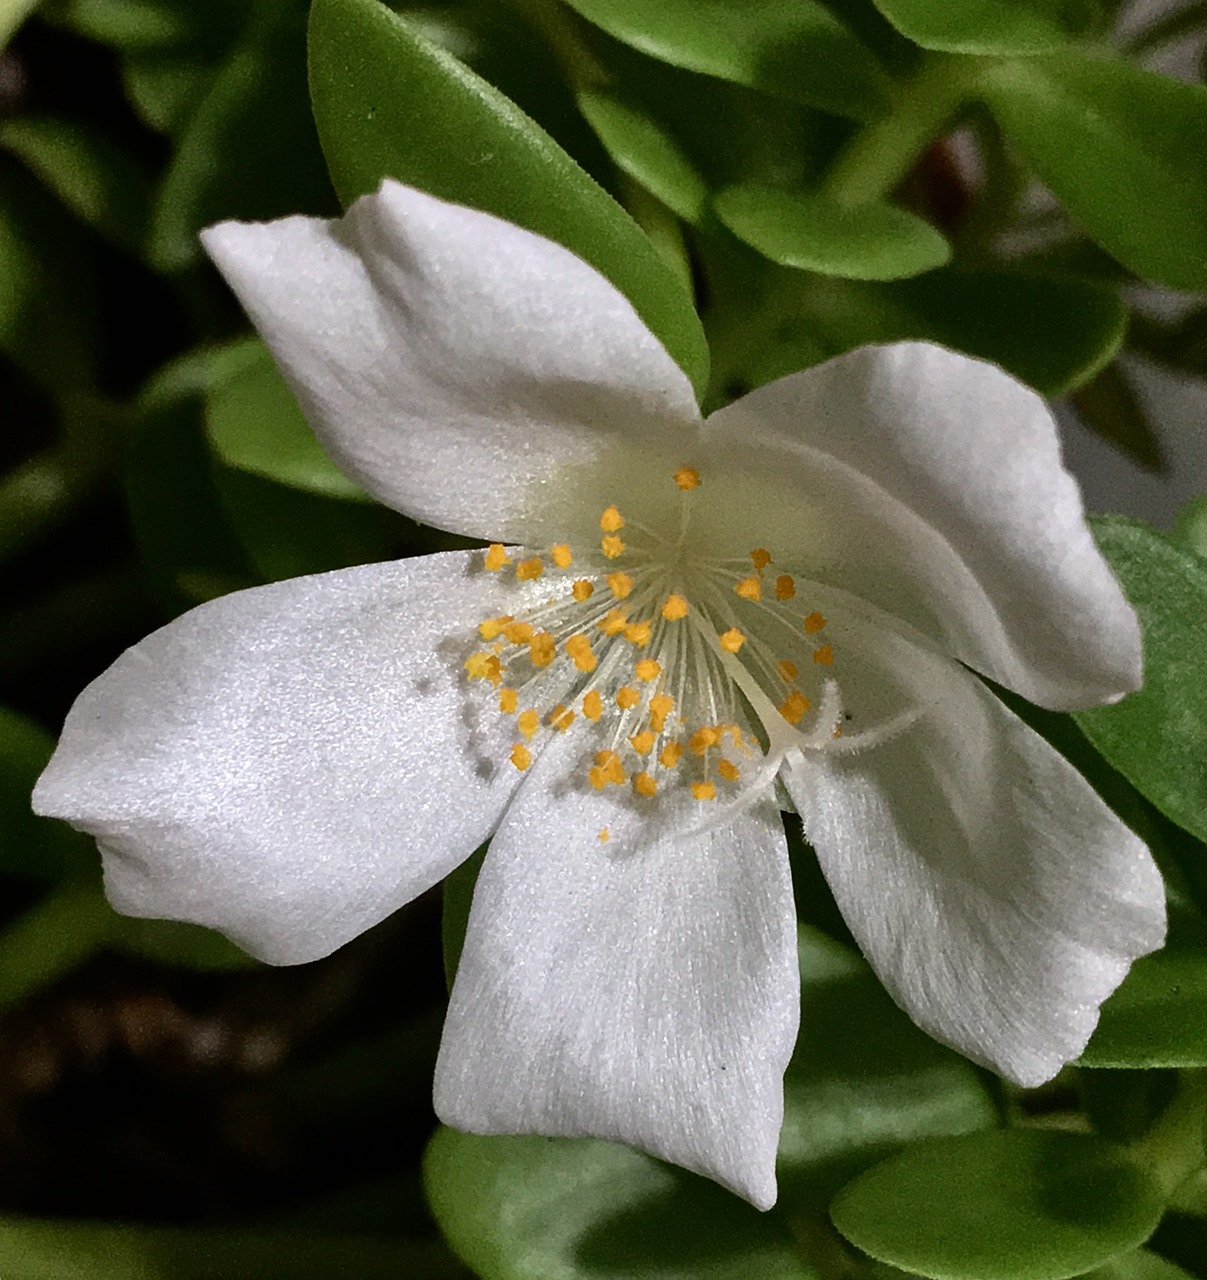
[714,184,950,281]
[578,90,708,225]
[1075,519,1207,845]
[561,0,889,120]
[0,0,38,48]
[1083,1249,1201,1280]
[42,0,246,51]
[871,0,1097,54]
[831,1130,1165,1280]
[979,55,1207,291]
[1070,363,1165,473]
[109,916,256,971]
[205,338,369,501]
[425,1127,816,1280]
[0,881,115,1012]
[307,0,709,401]
[1172,496,1207,562]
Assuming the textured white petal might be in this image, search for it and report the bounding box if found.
[201,182,701,546]
[33,552,525,965]
[701,342,1139,709]
[779,616,1165,1087]
[434,726,799,1210]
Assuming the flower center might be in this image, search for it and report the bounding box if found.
[464,466,849,809]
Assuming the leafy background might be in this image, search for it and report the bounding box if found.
[3,0,1207,1275]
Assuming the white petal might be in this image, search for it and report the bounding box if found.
[201,181,701,546]
[701,342,1139,709]
[779,619,1165,1087]
[33,552,525,965]
[434,726,799,1210]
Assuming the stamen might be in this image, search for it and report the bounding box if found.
[717,760,741,782]
[510,744,532,771]
[600,608,629,636]
[690,727,720,755]
[774,574,795,601]
[719,627,746,654]
[750,548,772,571]
[648,693,674,732]
[565,634,597,672]
[673,467,700,491]
[502,620,533,644]
[572,579,595,602]
[607,571,633,599]
[659,741,684,767]
[549,705,575,732]
[601,534,625,559]
[582,690,603,720]
[616,686,640,710]
[804,611,826,633]
[499,688,518,714]
[529,633,556,667]
[485,544,511,571]
[624,621,652,647]
[777,660,798,682]
[518,709,540,740]
[779,690,810,725]
[600,506,625,533]
[635,658,661,682]
[551,544,573,568]
[633,771,658,796]
[478,615,512,640]
[661,594,689,620]
[813,644,834,666]
[735,577,762,602]
[629,730,656,755]
[599,827,610,843]
[465,652,503,685]
[692,781,717,801]
[516,557,544,581]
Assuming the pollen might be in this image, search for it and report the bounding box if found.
[633,771,657,797]
[719,627,746,654]
[635,658,662,682]
[551,543,573,568]
[624,620,652,647]
[572,579,595,602]
[750,548,772,571]
[498,688,518,714]
[599,608,629,636]
[775,574,796,601]
[599,827,610,843]
[673,467,699,490]
[661,594,689,620]
[778,659,798,682]
[478,615,512,640]
[518,709,540,740]
[565,633,597,672]
[529,632,556,667]
[659,741,683,768]
[484,544,511,571]
[629,730,656,755]
[779,690,811,725]
[692,781,717,801]
[502,620,534,644]
[516,556,544,581]
[601,534,625,559]
[804,611,826,633]
[735,577,761,602]
[582,689,603,720]
[616,686,640,710]
[510,743,532,771]
[594,750,626,785]
[717,759,741,782]
[690,726,720,755]
[600,505,625,533]
[648,693,674,732]
[606,571,634,599]
[465,652,503,685]
[814,644,834,666]
[549,704,575,732]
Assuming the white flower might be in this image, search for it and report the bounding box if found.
[34,181,1165,1210]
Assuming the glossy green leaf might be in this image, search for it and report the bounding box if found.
[308,0,709,401]
[123,54,222,135]
[561,0,889,120]
[205,339,368,502]
[980,56,1207,290]
[0,0,37,47]
[715,184,950,281]
[831,1130,1165,1280]
[43,0,246,50]
[578,90,708,225]
[1075,519,1207,845]
[425,1127,816,1280]
[871,0,1097,53]
[0,115,153,255]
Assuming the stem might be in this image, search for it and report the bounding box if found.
[822,53,979,207]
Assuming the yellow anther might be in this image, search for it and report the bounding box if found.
[516,556,544,581]
[529,632,556,667]
[778,659,798,682]
[600,608,629,636]
[661,594,689,620]
[478,615,512,640]
[616,686,640,710]
[594,750,626,785]
[775,574,796,601]
[813,644,834,666]
[719,723,745,747]
[832,723,844,739]
[485,544,512,571]
[502,620,534,644]
[551,543,573,568]
[735,576,762,602]
[629,730,656,755]
[692,781,717,801]
[673,467,700,491]
[719,627,746,654]
[601,534,626,559]
[717,759,741,783]
[565,633,598,672]
[635,658,662,682]
[588,767,607,791]
[465,652,503,686]
[498,688,518,714]
[624,620,652,647]
[582,689,603,721]
[518,709,540,740]
[600,505,625,533]
[633,771,657,797]
[572,579,595,602]
[599,827,610,843]
[659,741,684,768]
[779,690,811,725]
[606,571,634,599]
[690,726,720,756]
[648,693,674,732]
[549,704,575,732]
[510,743,532,771]
[804,611,826,633]
[750,548,772,571]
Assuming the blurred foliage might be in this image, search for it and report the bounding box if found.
[4,0,1207,1276]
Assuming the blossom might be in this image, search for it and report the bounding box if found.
[34,181,1165,1210]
